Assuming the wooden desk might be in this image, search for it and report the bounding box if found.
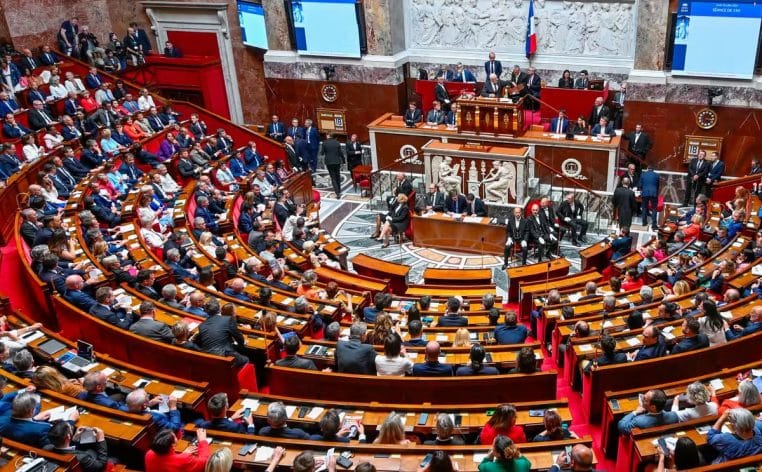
[506,258,571,304]
[456,96,525,137]
[518,269,601,317]
[413,213,505,255]
[423,267,493,286]
[351,253,410,294]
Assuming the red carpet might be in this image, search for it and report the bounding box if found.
[0,242,42,317]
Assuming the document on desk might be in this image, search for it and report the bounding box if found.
[463,216,482,223]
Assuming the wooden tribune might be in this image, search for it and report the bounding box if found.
[456,96,525,137]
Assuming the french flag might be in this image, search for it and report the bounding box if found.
[526,0,537,58]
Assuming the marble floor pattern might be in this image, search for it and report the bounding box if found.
[314,170,656,290]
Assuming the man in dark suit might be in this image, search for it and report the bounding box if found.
[481,73,505,98]
[574,70,589,90]
[610,227,633,261]
[465,193,487,216]
[504,207,529,268]
[670,317,709,354]
[704,152,724,197]
[287,118,304,140]
[267,114,285,142]
[40,46,60,65]
[78,371,126,409]
[322,133,344,197]
[130,22,153,53]
[684,150,709,205]
[63,275,97,312]
[194,392,254,434]
[129,301,174,343]
[0,92,21,116]
[434,76,451,109]
[426,101,446,125]
[163,41,182,57]
[445,190,467,214]
[412,341,453,376]
[403,102,423,127]
[494,311,528,344]
[484,51,502,78]
[195,299,249,367]
[549,109,569,134]
[509,65,528,88]
[89,286,134,329]
[19,209,40,247]
[450,62,475,82]
[27,100,56,131]
[19,48,39,72]
[346,133,363,179]
[2,113,31,139]
[640,164,660,230]
[623,123,652,161]
[749,158,762,176]
[588,97,610,126]
[613,177,637,229]
[527,204,554,260]
[303,119,320,172]
[524,67,541,111]
[283,136,304,171]
[725,306,762,340]
[335,322,376,374]
[47,421,109,472]
[0,392,77,448]
[119,153,144,185]
[548,444,601,472]
[558,192,588,246]
[425,183,446,212]
[539,197,561,240]
[438,297,468,327]
[276,335,317,370]
[591,117,614,137]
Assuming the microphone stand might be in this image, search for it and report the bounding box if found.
[545,260,552,292]
[480,236,485,269]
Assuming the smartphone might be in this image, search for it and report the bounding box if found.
[657,437,669,454]
[420,453,433,468]
[136,380,149,389]
[243,408,251,418]
[564,445,573,465]
[298,406,310,418]
[336,456,353,469]
[611,399,621,410]
[417,413,429,425]
[454,415,462,427]
[238,444,252,456]
[528,409,545,417]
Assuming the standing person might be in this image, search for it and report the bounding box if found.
[613,177,637,229]
[640,164,660,230]
[684,150,709,205]
[321,133,344,198]
[303,119,320,172]
[346,133,363,177]
[484,51,503,78]
[623,123,653,163]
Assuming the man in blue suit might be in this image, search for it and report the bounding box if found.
[412,342,453,376]
[0,144,22,176]
[726,306,762,340]
[2,113,31,139]
[610,227,633,261]
[705,152,725,197]
[89,286,135,329]
[640,164,660,230]
[287,118,304,140]
[63,275,97,312]
[494,311,528,344]
[223,278,254,302]
[267,114,285,142]
[549,109,569,134]
[166,248,199,281]
[0,392,78,448]
[484,51,502,78]
[450,62,476,82]
[437,297,468,327]
[194,196,220,233]
[77,371,126,410]
[122,389,183,432]
[238,204,256,234]
[243,141,263,173]
[591,116,614,137]
[195,392,255,434]
[0,91,20,116]
[303,119,320,172]
[445,190,468,215]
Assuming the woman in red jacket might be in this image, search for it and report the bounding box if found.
[145,428,210,472]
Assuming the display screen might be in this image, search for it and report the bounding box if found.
[238,1,269,50]
[291,0,362,58]
[672,1,762,79]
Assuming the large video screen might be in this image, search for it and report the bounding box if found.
[291,0,362,58]
[672,1,762,79]
[238,1,269,50]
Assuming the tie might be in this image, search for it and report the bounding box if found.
[42,111,51,125]
[60,168,74,185]
[490,62,494,74]
[556,119,562,134]
[698,160,703,170]
[454,200,458,213]
[635,133,640,143]
[307,128,311,144]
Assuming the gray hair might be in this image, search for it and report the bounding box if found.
[603,295,616,311]
[639,286,653,303]
[162,284,177,299]
[482,293,495,309]
[738,380,761,407]
[21,208,36,220]
[267,401,287,426]
[325,321,340,340]
[194,217,205,227]
[30,245,50,261]
[12,349,33,371]
[435,413,454,439]
[729,408,756,434]
[547,289,561,305]
[349,322,367,338]
[12,392,41,418]
[125,388,148,412]
[197,196,209,205]
[166,248,180,260]
[685,381,710,405]
[294,297,309,313]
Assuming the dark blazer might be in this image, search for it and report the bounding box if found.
[284,142,303,170]
[670,334,709,355]
[484,60,503,78]
[287,125,304,140]
[450,69,476,82]
[612,187,637,227]
[267,121,285,141]
[558,200,584,220]
[89,303,133,329]
[506,216,528,241]
[591,122,614,136]
[387,202,410,233]
[20,220,38,247]
[466,198,487,217]
[687,158,710,180]
[177,158,199,179]
[526,214,550,240]
[539,206,559,230]
[557,77,574,88]
[64,289,97,312]
[434,83,450,104]
[322,138,344,166]
[77,391,125,410]
[426,109,445,124]
[426,191,446,212]
[589,104,610,124]
[129,317,174,343]
[19,56,39,72]
[2,121,31,138]
[494,324,528,344]
[195,417,253,434]
[438,313,468,327]
[50,441,108,472]
[624,131,652,157]
[28,109,55,131]
[412,361,453,377]
[480,79,505,97]
[276,355,317,370]
[610,235,633,261]
[640,169,660,198]
[0,417,53,447]
[445,195,468,214]
[346,141,363,167]
[633,340,667,361]
[725,321,762,340]
[404,108,422,125]
[196,315,246,357]
[304,126,320,151]
[335,338,376,375]
[707,160,724,184]
[549,117,569,134]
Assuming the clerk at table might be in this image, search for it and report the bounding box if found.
[445,190,467,214]
[549,109,569,134]
[404,102,422,126]
[426,101,445,125]
[466,193,487,217]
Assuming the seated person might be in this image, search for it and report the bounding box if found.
[403,320,427,347]
[456,344,499,376]
[479,403,526,445]
[707,408,762,463]
[77,372,125,409]
[670,317,709,354]
[726,306,762,340]
[584,334,626,373]
[426,101,446,125]
[46,421,109,472]
[195,392,255,434]
[309,409,363,443]
[0,392,78,448]
[424,413,465,445]
[412,341,453,377]
[591,116,614,137]
[493,310,528,344]
[258,401,310,438]
[275,335,317,371]
[617,388,679,434]
[627,326,667,361]
[437,297,468,327]
[532,410,578,442]
[375,333,413,376]
[122,389,182,432]
[671,381,718,422]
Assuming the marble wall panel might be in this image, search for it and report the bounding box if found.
[633,0,669,70]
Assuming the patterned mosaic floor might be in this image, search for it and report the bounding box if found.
[313,169,655,286]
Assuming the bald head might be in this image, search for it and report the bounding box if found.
[65,275,84,290]
[571,444,593,469]
[751,306,762,322]
[230,278,245,293]
[425,341,441,361]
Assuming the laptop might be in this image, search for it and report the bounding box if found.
[38,338,67,356]
[77,340,94,362]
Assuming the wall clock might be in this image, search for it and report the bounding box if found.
[321,84,339,103]
[696,107,718,129]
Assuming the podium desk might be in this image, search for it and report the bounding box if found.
[412,213,505,255]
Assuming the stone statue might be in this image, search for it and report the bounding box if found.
[438,156,462,193]
[482,161,516,203]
